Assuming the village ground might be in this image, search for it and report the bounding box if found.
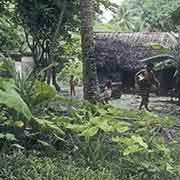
[111,94,180,117]
[61,85,180,120]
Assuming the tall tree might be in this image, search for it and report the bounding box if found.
[0,0,26,54]
[80,0,98,102]
[110,0,180,32]
[111,4,142,32]
[1,0,113,92]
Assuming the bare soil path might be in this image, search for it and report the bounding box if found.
[60,84,180,119]
[110,94,180,118]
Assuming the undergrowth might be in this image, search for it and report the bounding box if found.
[0,58,180,180]
[0,151,115,180]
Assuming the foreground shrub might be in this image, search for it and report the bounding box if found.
[0,57,180,180]
[0,151,115,180]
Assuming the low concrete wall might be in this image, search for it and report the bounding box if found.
[15,56,34,73]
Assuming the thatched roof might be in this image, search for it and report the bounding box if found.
[95,32,179,72]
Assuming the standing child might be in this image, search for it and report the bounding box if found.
[69,75,76,96]
[104,78,113,103]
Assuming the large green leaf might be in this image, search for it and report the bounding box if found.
[0,133,5,139]
[166,163,174,173]
[0,78,32,120]
[112,136,134,145]
[90,117,113,132]
[111,120,129,133]
[145,43,169,53]
[0,133,16,141]
[154,60,175,71]
[14,121,24,128]
[80,126,98,138]
[37,140,51,147]
[66,123,89,133]
[140,54,175,65]
[131,135,148,149]
[113,135,148,156]
[5,133,16,141]
[123,144,144,156]
[33,80,57,105]
[32,117,65,135]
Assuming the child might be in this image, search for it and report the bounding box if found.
[69,75,76,96]
[104,78,113,103]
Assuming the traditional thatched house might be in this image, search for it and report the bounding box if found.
[95,32,179,94]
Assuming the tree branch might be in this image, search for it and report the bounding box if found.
[24,30,33,52]
[49,0,67,61]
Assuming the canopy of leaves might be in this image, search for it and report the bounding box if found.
[0,0,114,57]
[15,0,114,41]
[107,0,180,32]
[171,6,180,31]
[57,34,82,84]
[15,0,79,41]
[0,0,29,54]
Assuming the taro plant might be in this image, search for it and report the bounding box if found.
[65,103,179,175]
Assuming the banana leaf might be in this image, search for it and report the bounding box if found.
[0,78,32,120]
[144,43,169,53]
[154,60,176,71]
[140,54,175,65]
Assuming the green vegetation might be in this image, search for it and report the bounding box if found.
[1,0,180,179]
[0,57,180,180]
[95,0,180,32]
[0,152,116,180]
[57,34,82,85]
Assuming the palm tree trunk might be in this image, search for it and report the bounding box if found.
[80,0,98,102]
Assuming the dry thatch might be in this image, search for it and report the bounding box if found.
[95,32,178,81]
[95,32,178,72]
[95,32,179,92]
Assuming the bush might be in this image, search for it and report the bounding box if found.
[0,57,180,180]
[57,34,82,86]
[0,151,116,180]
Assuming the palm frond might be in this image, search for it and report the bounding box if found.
[140,54,175,65]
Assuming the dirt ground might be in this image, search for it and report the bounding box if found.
[61,85,180,118]
[110,94,180,118]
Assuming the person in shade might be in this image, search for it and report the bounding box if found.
[104,77,113,103]
[69,75,76,96]
[135,63,160,111]
[173,70,180,104]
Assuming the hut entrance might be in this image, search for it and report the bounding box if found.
[121,70,135,89]
[157,67,176,95]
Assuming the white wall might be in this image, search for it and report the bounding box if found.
[21,56,34,71]
[15,56,34,74]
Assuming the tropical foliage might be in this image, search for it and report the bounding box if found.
[0,0,180,180]
[0,55,180,179]
[58,59,82,85]
[95,0,180,32]
[0,152,116,180]
[57,34,82,85]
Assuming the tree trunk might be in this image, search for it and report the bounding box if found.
[46,0,67,91]
[80,0,98,102]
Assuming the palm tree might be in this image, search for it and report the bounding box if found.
[111,4,142,32]
[80,0,98,102]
